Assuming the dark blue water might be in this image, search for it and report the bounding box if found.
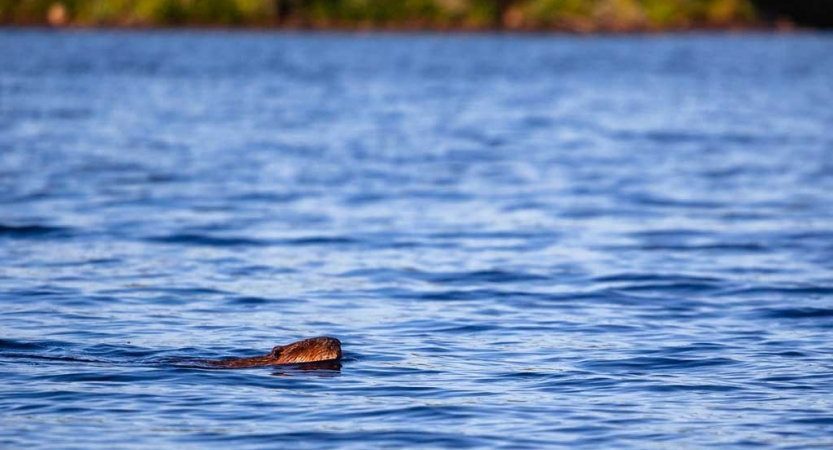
[1,30,832,449]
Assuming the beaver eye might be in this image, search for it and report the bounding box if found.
[270,346,282,357]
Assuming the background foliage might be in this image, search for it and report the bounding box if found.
[0,0,762,30]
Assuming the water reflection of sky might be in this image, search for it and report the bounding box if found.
[1,31,832,449]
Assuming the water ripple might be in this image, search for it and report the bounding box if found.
[1,31,832,450]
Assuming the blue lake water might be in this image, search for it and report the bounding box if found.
[1,30,832,448]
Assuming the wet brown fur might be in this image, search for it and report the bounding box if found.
[203,336,342,368]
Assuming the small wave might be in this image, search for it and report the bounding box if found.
[12,107,92,121]
[146,233,266,247]
[225,296,286,306]
[146,233,359,247]
[628,229,710,239]
[228,192,304,203]
[0,339,47,351]
[417,289,540,302]
[8,286,81,298]
[628,193,726,209]
[613,281,725,294]
[3,353,107,365]
[404,269,551,285]
[605,243,769,253]
[644,383,744,393]
[285,236,358,246]
[140,286,229,296]
[441,269,549,284]
[437,324,500,333]
[758,307,833,319]
[791,417,833,425]
[593,273,722,284]
[610,129,768,146]
[185,430,494,448]
[38,372,154,383]
[0,223,71,237]
[581,356,737,373]
[430,230,550,241]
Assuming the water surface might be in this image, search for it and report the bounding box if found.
[1,30,832,449]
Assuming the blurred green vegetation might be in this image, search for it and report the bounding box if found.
[0,0,759,30]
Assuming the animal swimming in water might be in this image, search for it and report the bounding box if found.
[201,336,342,368]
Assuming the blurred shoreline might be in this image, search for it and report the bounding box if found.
[0,21,801,35]
[0,0,812,34]
[0,25,802,36]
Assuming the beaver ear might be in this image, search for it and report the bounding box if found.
[270,345,283,357]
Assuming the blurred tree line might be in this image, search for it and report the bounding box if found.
[0,0,774,30]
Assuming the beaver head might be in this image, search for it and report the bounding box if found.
[269,336,342,364]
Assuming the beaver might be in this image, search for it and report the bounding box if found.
[202,336,342,368]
